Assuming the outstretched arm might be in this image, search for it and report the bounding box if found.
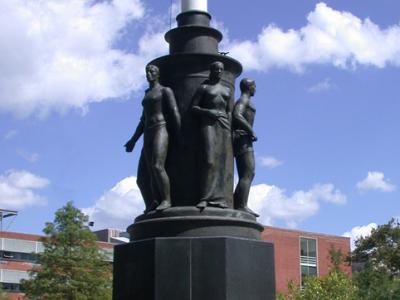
[125,112,144,152]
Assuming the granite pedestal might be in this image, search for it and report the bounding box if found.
[113,236,275,300]
[113,208,275,300]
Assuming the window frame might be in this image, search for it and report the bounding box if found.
[299,236,319,286]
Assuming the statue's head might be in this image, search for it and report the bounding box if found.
[240,78,256,96]
[146,64,160,83]
[209,61,224,81]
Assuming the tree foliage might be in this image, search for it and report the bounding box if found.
[278,271,358,300]
[278,219,400,300]
[351,218,400,300]
[278,248,358,300]
[353,264,400,300]
[352,218,400,277]
[21,202,112,300]
[0,287,11,300]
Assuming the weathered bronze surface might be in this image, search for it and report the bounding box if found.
[125,65,181,213]
[192,61,233,209]
[124,8,260,219]
[233,78,258,216]
[116,7,276,300]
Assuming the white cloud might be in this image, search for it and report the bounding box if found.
[16,150,40,163]
[259,156,283,169]
[0,170,49,209]
[356,171,396,192]
[343,223,377,250]
[170,0,180,20]
[82,176,144,230]
[84,176,347,230]
[0,0,169,118]
[249,183,346,228]
[307,78,332,93]
[228,3,400,72]
[4,130,18,140]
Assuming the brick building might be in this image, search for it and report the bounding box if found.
[0,231,115,300]
[262,226,351,293]
[0,227,350,298]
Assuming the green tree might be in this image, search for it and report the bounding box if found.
[278,271,358,300]
[278,247,358,300]
[21,202,112,300]
[353,264,400,300]
[0,286,11,300]
[352,218,400,277]
[352,218,400,300]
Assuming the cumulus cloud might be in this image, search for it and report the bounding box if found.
[0,170,49,209]
[307,78,332,93]
[0,0,169,118]
[4,130,18,140]
[259,156,283,169]
[228,3,400,72]
[82,176,144,230]
[249,183,346,228]
[356,171,396,192]
[343,223,378,250]
[84,176,347,230]
[16,150,40,163]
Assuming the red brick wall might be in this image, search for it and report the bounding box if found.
[0,262,35,272]
[0,232,41,242]
[261,226,351,293]
[7,293,25,300]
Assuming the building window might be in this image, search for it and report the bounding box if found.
[300,237,317,285]
[2,283,21,292]
[2,251,14,259]
[0,251,37,263]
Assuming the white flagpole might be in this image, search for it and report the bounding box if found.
[181,0,208,12]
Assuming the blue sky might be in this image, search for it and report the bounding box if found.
[1,0,399,246]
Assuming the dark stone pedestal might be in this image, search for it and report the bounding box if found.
[128,207,264,240]
[113,236,275,300]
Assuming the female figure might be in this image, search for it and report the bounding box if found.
[192,61,232,209]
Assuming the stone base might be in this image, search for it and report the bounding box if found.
[128,207,263,240]
[113,236,275,300]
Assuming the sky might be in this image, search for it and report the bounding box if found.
[1,0,399,248]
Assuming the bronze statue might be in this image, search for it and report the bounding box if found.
[191,61,232,209]
[233,78,258,216]
[125,64,181,213]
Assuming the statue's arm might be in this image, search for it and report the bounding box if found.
[125,112,144,152]
[164,87,181,134]
[227,90,234,122]
[191,86,206,115]
[191,86,218,119]
[233,101,255,137]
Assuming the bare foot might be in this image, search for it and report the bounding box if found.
[196,201,208,209]
[156,200,171,211]
[236,206,259,217]
[143,201,158,214]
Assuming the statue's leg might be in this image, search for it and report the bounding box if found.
[197,124,227,208]
[137,149,156,213]
[234,150,258,216]
[149,126,171,211]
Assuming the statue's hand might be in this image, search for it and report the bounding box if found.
[208,110,223,120]
[124,140,135,152]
